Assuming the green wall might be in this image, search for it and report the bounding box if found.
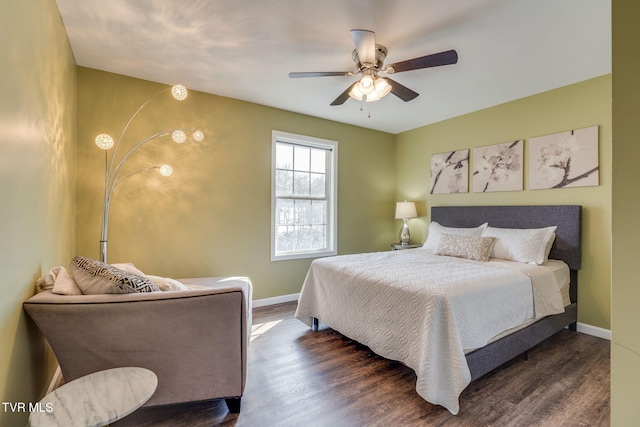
[395,75,612,330]
[0,0,77,425]
[0,1,621,423]
[75,68,396,300]
[611,1,640,424]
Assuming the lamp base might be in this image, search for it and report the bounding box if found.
[399,219,411,245]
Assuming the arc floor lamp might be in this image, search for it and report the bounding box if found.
[95,84,204,263]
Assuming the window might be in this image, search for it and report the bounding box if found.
[271,131,337,261]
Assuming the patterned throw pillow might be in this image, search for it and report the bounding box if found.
[69,256,160,294]
[420,222,488,253]
[435,234,497,262]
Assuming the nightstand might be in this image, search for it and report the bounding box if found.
[391,243,422,250]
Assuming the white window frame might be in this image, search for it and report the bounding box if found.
[271,130,338,261]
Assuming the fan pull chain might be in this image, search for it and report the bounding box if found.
[358,103,372,118]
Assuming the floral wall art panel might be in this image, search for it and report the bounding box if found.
[430,149,469,194]
[472,140,523,192]
[529,125,599,189]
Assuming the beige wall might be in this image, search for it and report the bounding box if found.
[395,75,612,330]
[75,68,396,300]
[0,0,77,425]
[611,1,640,424]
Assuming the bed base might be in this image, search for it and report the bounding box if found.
[310,303,576,382]
[466,302,577,381]
[467,268,578,381]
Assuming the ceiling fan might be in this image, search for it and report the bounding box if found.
[289,29,458,106]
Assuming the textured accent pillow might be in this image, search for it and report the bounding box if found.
[112,263,189,291]
[435,234,496,262]
[70,256,160,294]
[420,222,488,253]
[481,226,557,264]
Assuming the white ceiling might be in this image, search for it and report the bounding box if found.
[55,0,611,134]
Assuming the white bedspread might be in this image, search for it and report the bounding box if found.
[294,250,566,414]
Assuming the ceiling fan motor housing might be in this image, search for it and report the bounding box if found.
[352,44,388,71]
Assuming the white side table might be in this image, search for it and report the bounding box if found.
[29,367,157,427]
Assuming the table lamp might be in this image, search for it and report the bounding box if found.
[395,201,418,245]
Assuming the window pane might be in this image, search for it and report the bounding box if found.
[275,170,293,196]
[310,173,325,197]
[311,225,327,249]
[310,200,326,225]
[276,199,294,225]
[294,146,310,171]
[294,200,311,225]
[276,143,293,169]
[293,172,310,196]
[276,225,293,252]
[295,226,311,250]
[310,149,326,173]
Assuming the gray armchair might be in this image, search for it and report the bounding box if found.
[24,276,252,413]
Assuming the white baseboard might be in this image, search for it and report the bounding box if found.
[577,322,611,340]
[253,293,300,308]
[252,296,612,341]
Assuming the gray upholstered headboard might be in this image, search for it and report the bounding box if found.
[431,205,581,270]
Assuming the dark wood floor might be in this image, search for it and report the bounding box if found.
[114,302,610,427]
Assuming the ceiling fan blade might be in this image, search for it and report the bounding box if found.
[330,82,358,106]
[384,77,419,102]
[385,49,458,74]
[351,29,376,66]
[289,71,352,78]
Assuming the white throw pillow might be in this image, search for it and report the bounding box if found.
[481,226,557,264]
[420,222,488,253]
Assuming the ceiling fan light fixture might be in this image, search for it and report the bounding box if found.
[349,84,364,101]
[349,74,392,103]
[374,77,392,98]
[365,91,380,102]
[358,74,375,95]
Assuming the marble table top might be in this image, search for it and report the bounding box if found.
[29,367,157,427]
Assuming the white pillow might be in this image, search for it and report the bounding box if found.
[37,266,83,295]
[543,233,556,263]
[481,226,557,264]
[111,262,146,276]
[420,222,488,253]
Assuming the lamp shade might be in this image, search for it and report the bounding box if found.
[395,201,417,219]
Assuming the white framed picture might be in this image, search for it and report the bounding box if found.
[529,126,599,189]
[473,140,523,192]
[430,149,469,194]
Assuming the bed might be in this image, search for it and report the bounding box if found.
[294,205,581,414]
